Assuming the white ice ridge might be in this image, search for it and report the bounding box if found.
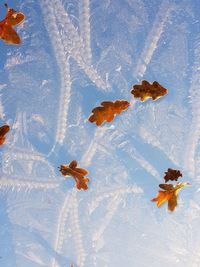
[79,0,92,65]
[55,57,71,145]
[80,126,111,166]
[91,185,143,252]
[51,190,86,267]
[51,193,71,267]
[52,0,109,91]
[92,194,122,250]
[0,177,59,191]
[82,124,160,181]
[2,148,55,177]
[118,139,161,181]
[184,41,200,178]
[70,192,86,267]
[134,0,175,79]
[40,1,72,146]
[89,186,143,214]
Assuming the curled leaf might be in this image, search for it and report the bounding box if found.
[131,80,168,102]
[164,168,182,183]
[151,182,189,212]
[88,100,130,126]
[0,4,25,45]
[59,160,89,190]
[0,124,10,145]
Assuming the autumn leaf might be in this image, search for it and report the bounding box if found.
[0,124,10,145]
[151,182,189,212]
[163,168,182,183]
[131,80,168,102]
[88,100,130,126]
[59,160,90,190]
[0,4,25,45]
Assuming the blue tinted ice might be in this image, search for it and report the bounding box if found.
[0,0,199,266]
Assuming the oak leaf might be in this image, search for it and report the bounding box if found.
[59,160,89,190]
[151,182,189,212]
[0,4,25,45]
[0,124,10,145]
[131,80,168,102]
[88,100,130,126]
[164,168,182,183]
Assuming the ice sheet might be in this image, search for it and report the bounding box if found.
[0,0,199,266]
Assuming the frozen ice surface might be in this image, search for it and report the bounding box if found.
[0,0,200,266]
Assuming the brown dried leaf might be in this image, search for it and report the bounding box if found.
[131,80,168,102]
[59,160,89,190]
[151,182,189,212]
[0,124,10,145]
[0,4,25,45]
[88,100,130,126]
[163,168,182,183]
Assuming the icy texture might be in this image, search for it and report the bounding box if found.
[0,0,199,266]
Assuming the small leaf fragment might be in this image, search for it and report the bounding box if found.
[0,124,10,145]
[131,80,168,102]
[59,160,90,190]
[88,100,130,126]
[163,168,182,183]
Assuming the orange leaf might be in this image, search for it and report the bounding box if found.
[131,80,168,102]
[0,124,10,145]
[163,168,182,183]
[151,182,189,212]
[59,160,90,190]
[151,190,173,208]
[88,100,130,126]
[0,4,25,45]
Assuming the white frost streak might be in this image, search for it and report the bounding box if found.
[40,1,71,145]
[41,0,108,146]
[92,194,121,249]
[0,178,58,190]
[51,194,71,267]
[53,0,108,91]
[139,127,162,150]
[70,192,86,267]
[0,99,5,119]
[119,141,161,181]
[134,0,175,79]
[184,42,200,178]
[81,126,110,166]
[89,186,143,214]
[79,0,92,65]
[51,191,86,267]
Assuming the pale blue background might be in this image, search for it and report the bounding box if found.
[0,0,199,266]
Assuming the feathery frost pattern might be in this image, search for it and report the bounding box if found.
[51,193,72,267]
[89,186,143,214]
[40,1,72,146]
[53,0,108,91]
[0,1,199,266]
[0,178,59,190]
[70,192,86,267]
[184,40,200,178]
[134,0,175,79]
[51,191,85,267]
[79,0,92,65]
[41,0,108,147]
